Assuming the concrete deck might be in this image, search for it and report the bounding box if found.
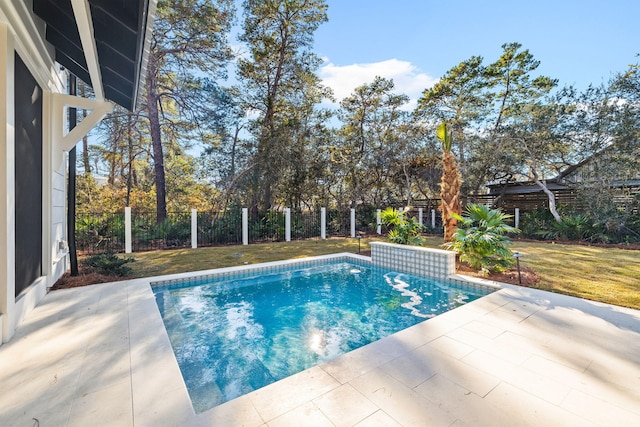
[1,274,639,426]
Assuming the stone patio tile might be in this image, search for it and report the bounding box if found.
[412,345,501,397]
[76,344,132,395]
[248,366,340,422]
[0,382,76,427]
[527,333,596,373]
[491,300,541,324]
[67,377,133,427]
[427,303,485,328]
[85,313,130,352]
[462,318,506,339]
[446,327,531,365]
[414,373,514,426]
[521,354,585,387]
[380,319,443,350]
[313,383,378,427]
[378,350,437,388]
[4,322,92,366]
[198,395,264,427]
[0,347,84,401]
[483,382,597,427]
[350,368,456,426]
[427,334,476,359]
[131,375,195,427]
[267,402,334,427]
[573,364,640,416]
[460,290,511,314]
[353,410,401,427]
[462,349,572,405]
[320,336,407,384]
[561,388,640,426]
[586,349,640,392]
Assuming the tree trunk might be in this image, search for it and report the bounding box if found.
[533,179,562,223]
[403,163,412,207]
[146,59,167,223]
[441,150,462,242]
[528,155,562,223]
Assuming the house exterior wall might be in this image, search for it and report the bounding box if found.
[0,3,68,345]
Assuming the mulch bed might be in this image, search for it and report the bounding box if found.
[51,269,130,290]
[455,262,539,287]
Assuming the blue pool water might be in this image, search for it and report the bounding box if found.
[152,260,493,412]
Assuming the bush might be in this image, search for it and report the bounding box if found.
[380,207,424,246]
[520,205,640,244]
[445,204,519,273]
[82,251,135,276]
[519,207,555,240]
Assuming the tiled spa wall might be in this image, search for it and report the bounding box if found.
[370,241,456,279]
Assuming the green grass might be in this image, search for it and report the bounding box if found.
[508,240,640,310]
[125,236,640,310]
[128,238,374,277]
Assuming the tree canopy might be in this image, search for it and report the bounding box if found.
[79,2,640,233]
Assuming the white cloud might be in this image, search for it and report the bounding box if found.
[319,58,438,109]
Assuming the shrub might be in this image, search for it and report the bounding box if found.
[82,251,135,276]
[445,204,519,273]
[519,207,555,240]
[380,207,424,246]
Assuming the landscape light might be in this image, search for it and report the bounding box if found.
[514,252,522,284]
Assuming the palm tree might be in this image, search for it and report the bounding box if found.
[436,122,462,243]
[444,204,519,273]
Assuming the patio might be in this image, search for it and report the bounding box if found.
[1,272,639,426]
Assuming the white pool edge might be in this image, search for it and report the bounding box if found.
[137,251,503,422]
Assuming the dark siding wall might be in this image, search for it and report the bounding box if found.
[14,53,43,298]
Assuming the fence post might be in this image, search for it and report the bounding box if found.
[191,209,197,249]
[418,208,423,226]
[515,208,520,229]
[350,208,356,238]
[321,207,326,239]
[285,208,291,242]
[242,208,248,245]
[125,207,132,254]
[431,209,436,230]
[376,209,381,235]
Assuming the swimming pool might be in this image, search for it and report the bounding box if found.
[152,257,494,412]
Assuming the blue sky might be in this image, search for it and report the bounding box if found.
[313,0,640,107]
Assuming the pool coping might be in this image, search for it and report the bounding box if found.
[1,254,639,425]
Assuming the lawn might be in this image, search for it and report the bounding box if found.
[126,236,640,310]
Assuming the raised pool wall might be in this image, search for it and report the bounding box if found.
[151,242,498,295]
[370,241,456,279]
[370,241,497,292]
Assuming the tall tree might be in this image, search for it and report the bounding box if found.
[143,0,234,222]
[336,76,410,207]
[486,42,557,130]
[238,0,329,211]
[416,56,489,170]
